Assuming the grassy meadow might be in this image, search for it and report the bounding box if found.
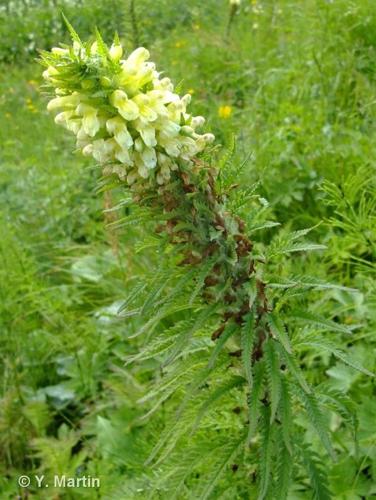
[0,0,375,498]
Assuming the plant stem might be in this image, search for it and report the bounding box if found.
[134,161,271,362]
[130,0,140,49]
[226,4,238,38]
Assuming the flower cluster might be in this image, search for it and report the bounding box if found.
[41,33,214,187]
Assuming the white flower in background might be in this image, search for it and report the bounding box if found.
[230,0,241,5]
[42,33,214,188]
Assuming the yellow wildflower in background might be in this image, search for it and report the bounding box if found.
[26,97,37,113]
[218,105,233,119]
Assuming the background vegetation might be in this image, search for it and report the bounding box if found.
[0,0,375,498]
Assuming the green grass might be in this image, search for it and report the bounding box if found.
[0,0,375,498]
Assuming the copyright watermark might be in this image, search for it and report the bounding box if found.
[18,476,31,487]
[17,475,100,489]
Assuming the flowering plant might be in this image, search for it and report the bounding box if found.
[40,23,369,499]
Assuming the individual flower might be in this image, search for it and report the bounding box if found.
[218,105,233,119]
[41,29,214,189]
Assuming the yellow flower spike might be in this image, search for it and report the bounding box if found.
[42,29,215,187]
[218,105,233,119]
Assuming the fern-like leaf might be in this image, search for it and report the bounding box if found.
[246,361,264,443]
[279,377,293,454]
[275,433,293,500]
[264,339,282,423]
[297,338,374,377]
[294,385,335,459]
[192,376,244,434]
[299,443,332,500]
[207,321,238,369]
[275,343,311,393]
[258,406,274,500]
[290,310,352,334]
[267,313,292,353]
[188,256,218,305]
[199,435,245,500]
[241,312,256,387]
[163,305,218,367]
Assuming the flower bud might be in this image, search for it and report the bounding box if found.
[127,47,150,66]
[82,144,93,156]
[109,43,123,61]
[51,47,68,56]
[191,116,205,129]
[203,133,215,143]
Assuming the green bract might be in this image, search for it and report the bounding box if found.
[41,35,214,188]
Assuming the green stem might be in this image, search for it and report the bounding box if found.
[130,0,140,49]
[226,5,238,38]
